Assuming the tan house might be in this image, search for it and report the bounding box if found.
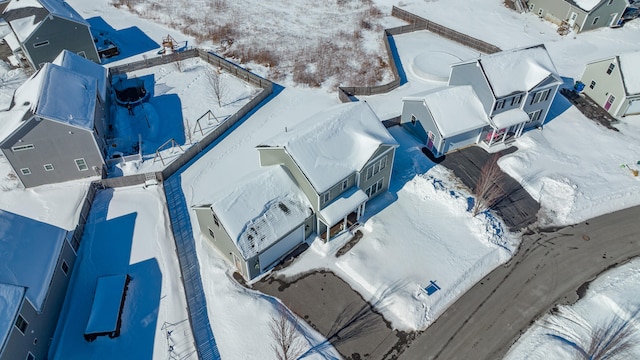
[193,101,398,280]
[580,51,640,118]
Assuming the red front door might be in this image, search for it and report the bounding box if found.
[604,95,615,111]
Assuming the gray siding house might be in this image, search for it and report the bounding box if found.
[2,0,99,69]
[0,50,107,188]
[527,0,629,32]
[402,44,562,157]
[0,210,77,360]
[194,101,398,280]
[580,51,640,118]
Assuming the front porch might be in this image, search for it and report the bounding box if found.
[320,212,359,241]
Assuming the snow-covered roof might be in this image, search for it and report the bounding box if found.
[458,44,561,98]
[208,165,312,260]
[2,31,20,51]
[84,274,128,335]
[0,283,24,352]
[405,86,489,138]
[491,108,530,129]
[258,101,398,193]
[319,188,368,226]
[0,62,97,142]
[0,209,67,312]
[3,0,89,42]
[619,52,640,95]
[572,0,605,11]
[53,50,107,102]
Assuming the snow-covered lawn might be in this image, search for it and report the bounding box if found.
[107,56,262,176]
[50,184,194,360]
[505,258,640,360]
[277,126,518,331]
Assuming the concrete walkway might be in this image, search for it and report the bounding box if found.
[399,204,640,360]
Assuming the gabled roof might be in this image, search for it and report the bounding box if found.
[258,101,398,193]
[206,165,312,260]
[404,86,490,138]
[0,209,67,312]
[53,50,107,101]
[618,52,640,95]
[0,61,98,141]
[0,283,24,352]
[454,44,562,98]
[571,0,604,11]
[3,0,89,42]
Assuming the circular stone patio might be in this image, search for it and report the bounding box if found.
[411,51,465,82]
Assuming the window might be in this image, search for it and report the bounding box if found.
[15,314,28,334]
[607,95,616,104]
[366,166,373,180]
[322,192,330,204]
[410,114,417,125]
[366,179,384,198]
[538,8,544,17]
[592,16,599,25]
[208,228,215,240]
[44,164,54,171]
[530,89,551,105]
[20,168,31,175]
[590,80,597,89]
[607,63,615,75]
[212,213,219,227]
[529,3,534,11]
[26,352,35,360]
[510,94,523,106]
[11,144,34,152]
[74,158,88,171]
[608,0,614,5]
[77,51,86,58]
[493,99,505,110]
[342,179,348,190]
[33,40,49,48]
[61,260,69,275]
[528,109,542,123]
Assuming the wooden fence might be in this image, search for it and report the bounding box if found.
[102,49,273,188]
[338,6,501,102]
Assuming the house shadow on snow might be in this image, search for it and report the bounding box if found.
[542,77,574,126]
[87,17,160,64]
[50,201,165,359]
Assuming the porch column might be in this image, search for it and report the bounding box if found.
[488,129,496,146]
[326,223,330,242]
[342,217,348,231]
[361,202,366,219]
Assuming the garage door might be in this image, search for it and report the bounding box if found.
[624,100,640,116]
[259,226,304,272]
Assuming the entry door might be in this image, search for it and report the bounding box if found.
[568,12,578,27]
[604,95,615,111]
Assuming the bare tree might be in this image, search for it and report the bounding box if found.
[472,153,505,216]
[270,303,306,360]
[545,306,640,360]
[206,68,227,107]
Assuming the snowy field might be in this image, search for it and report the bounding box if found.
[0,0,639,358]
[50,185,194,360]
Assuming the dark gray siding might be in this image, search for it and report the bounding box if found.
[1,239,76,360]
[24,16,99,69]
[449,63,494,114]
[319,172,357,210]
[1,117,104,188]
[522,83,561,127]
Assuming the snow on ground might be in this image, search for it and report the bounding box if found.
[50,184,194,360]
[277,126,518,331]
[505,258,640,360]
[107,56,261,176]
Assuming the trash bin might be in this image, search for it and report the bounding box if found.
[574,81,585,92]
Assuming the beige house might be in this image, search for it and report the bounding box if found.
[580,52,640,118]
[193,101,398,280]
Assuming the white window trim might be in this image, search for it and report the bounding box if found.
[44,163,54,171]
[592,16,599,25]
[342,179,348,190]
[33,40,49,48]
[20,168,31,175]
[527,109,542,123]
[11,144,34,152]
[74,158,88,171]
[15,314,28,334]
[61,260,69,275]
